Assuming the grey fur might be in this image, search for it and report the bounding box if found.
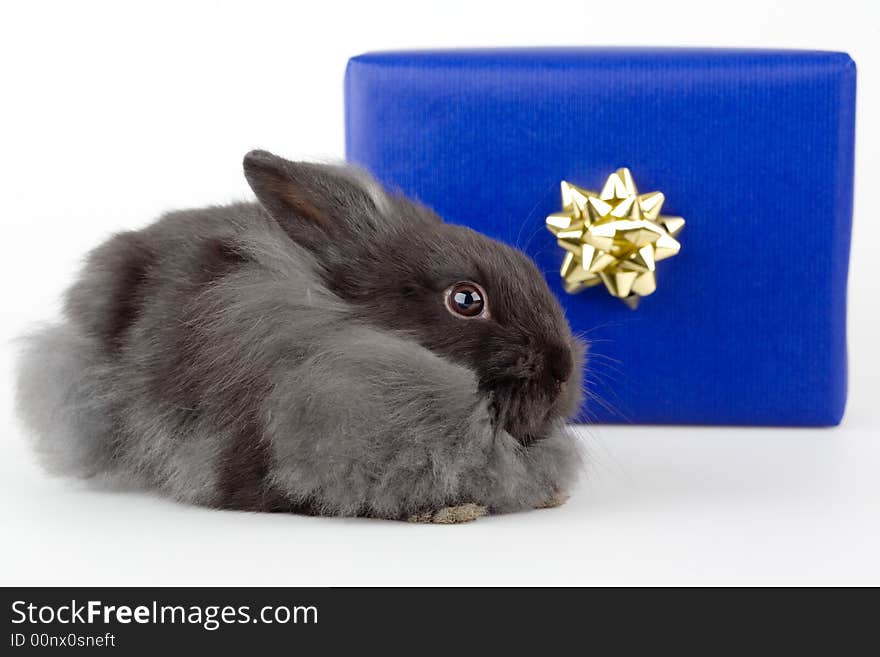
[15,150,586,519]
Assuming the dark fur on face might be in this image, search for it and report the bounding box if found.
[325,208,584,444]
[243,153,585,445]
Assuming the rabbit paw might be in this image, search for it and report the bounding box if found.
[535,490,569,509]
[407,503,488,524]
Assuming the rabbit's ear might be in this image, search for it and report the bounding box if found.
[243,150,386,254]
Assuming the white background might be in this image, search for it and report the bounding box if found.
[1,0,878,586]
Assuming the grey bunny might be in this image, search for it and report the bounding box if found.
[15,150,586,522]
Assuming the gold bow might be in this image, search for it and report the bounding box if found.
[546,168,684,309]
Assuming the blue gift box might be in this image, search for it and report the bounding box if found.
[344,49,856,426]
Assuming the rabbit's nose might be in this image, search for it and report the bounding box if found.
[545,344,573,388]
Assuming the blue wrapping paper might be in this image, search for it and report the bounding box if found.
[344,49,856,426]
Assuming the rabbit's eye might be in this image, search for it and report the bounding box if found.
[445,282,489,319]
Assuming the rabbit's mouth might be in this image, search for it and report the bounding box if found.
[486,383,559,447]
[480,335,585,446]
